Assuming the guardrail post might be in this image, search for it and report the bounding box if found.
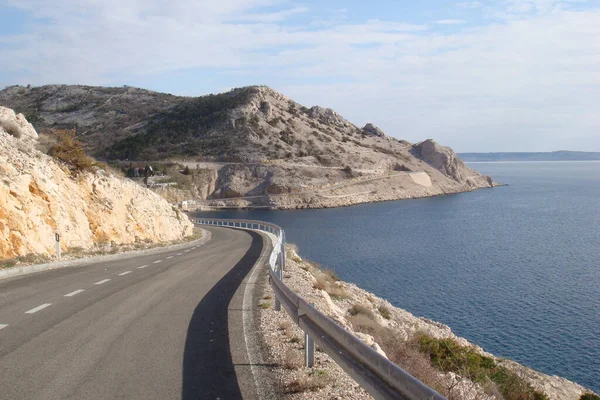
[305,333,315,367]
[274,250,283,312]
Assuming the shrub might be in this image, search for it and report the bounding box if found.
[0,258,17,269]
[348,303,375,319]
[283,349,303,370]
[0,120,22,138]
[48,129,97,173]
[417,335,549,400]
[285,376,329,393]
[378,305,392,320]
[580,394,600,400]
[327,285,351,300]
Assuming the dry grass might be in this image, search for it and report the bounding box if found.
[0,120,22,138]
[285,373,331,393]
[1,253,52,269]
[378,304,392,320]
[327,285,351,300]
[282,348,303,370]
[258,301,271,309]
[278,320,293,337]
[313,273,328,290]
[348,303,376,319]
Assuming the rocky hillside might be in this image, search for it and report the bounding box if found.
[0,107,193,259]
[0,84,499,209]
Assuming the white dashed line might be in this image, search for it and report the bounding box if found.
[153,260,163,264]
[0,324,8,331]
[184,250,190,253]
[95,279,111,285]
[25,303,52,314]
[118,271,132,276]
[176,253,183,256]
[64,289,85,297]
[138,265,149,269]
[166,256,173,259]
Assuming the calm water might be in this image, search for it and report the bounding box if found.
[194,162,600,392]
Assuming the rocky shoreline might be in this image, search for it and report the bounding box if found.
[256,245,596,399]
[185,170,501,211]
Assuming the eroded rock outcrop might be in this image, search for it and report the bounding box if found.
[0,108,193,259]
[362,123,387,138]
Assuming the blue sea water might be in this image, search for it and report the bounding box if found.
[194,161,600,392]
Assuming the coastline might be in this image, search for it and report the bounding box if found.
[186,179,502,211]
[256,244,597,399]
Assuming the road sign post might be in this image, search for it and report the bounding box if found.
[55,230,61,258]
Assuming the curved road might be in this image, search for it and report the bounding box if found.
[0,227,266,400]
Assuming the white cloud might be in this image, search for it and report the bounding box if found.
[434,19,467,24]
[1,0,599,151]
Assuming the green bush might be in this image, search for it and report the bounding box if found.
[48,129,98,173]
[417,335,549,400]
[580,394,600,400]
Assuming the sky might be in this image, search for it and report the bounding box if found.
[0,0,599,152]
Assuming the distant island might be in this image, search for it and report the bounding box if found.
[459,151,600,162]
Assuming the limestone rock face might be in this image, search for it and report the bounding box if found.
[362,123,387,138]
[413,139,471,183]
[309,106,353,129]
[0,110,193,259]
[0,106,38,141]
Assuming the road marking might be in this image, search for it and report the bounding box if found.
[118,271,132,276]
[184,250,190,253]
[64,289,85,297]
[138,265,149,269]
[153,260,163,264]
[95,279,111,285]
[0,324,8,331]
[177,253,183,256]
[166,256,173,259]
[25,304,52,314]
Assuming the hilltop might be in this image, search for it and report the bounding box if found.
[0,84,498,209]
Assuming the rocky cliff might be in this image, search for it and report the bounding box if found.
[0,107,193,259]
[0,85,499,210]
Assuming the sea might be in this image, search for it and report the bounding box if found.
[194,161,600,392]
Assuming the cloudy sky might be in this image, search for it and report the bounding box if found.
[1,0,599,152]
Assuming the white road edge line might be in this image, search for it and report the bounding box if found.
[25,303,52,314]
[95,279,111,285]
[241,233,275,399]
[138,265,149,269]
[153,260,163,264]
[0,324,8,331]
[64,289,85,297]
[118,271,132,276]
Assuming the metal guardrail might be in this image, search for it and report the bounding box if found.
[194,218,446,400]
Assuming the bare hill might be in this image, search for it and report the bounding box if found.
[0,84,498,209]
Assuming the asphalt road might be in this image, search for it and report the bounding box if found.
[0,227,265,400]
